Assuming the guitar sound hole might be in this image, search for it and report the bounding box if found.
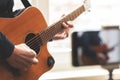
[25,33,41,54]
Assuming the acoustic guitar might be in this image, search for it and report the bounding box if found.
[0,1,89,80]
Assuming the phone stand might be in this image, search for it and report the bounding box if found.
[101,63,119,80]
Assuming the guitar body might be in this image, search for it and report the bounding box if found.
[0,7,54,80]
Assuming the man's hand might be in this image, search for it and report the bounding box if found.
[6,43,38,71]
[96,53,109,64]
[53,21,73,40]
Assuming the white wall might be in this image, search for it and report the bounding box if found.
[31,0,49,24]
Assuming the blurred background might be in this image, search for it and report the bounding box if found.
[14,0,120,80]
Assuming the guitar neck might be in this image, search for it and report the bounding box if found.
[39,5,85,44]
[63,5,85,21]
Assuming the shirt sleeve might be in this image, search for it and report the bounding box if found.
[0,32,14,60]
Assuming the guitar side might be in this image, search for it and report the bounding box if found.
[0,7,54,80]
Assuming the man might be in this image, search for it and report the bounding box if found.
[79,31,109,65]
[0,0,73,71]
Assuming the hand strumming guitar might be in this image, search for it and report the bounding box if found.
[6,43,39,71]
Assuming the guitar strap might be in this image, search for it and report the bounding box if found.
[21,0,32,8]
[13,0,31,17]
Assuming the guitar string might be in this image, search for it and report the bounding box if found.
[25,15,72,50]
[25,5,84,46]
[25,10,81,51]
[25,23,61,51]
[25,6,84,51]
[25,21,62,49]
[27,14,82,52]
[26,22,62,52]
